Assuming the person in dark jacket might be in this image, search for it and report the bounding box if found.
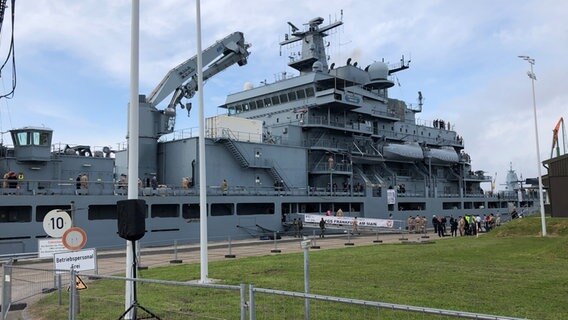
[319,218,326,238]
[432,215,438,234]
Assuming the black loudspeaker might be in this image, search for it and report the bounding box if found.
[117,199,146,241]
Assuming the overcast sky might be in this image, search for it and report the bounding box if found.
[0,0,566,189]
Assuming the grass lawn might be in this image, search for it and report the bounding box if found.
[29,216,568,319]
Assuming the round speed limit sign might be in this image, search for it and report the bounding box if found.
[43,209,72,238]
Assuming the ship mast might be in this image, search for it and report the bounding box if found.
[280,17,343,74]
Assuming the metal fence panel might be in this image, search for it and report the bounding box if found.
[250,287,527,320]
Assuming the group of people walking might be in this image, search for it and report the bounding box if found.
[430,213,500,237]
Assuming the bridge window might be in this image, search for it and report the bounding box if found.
[297,89,306,99]
[271,96,280,105]
[256,100,264,108]
[13,131,51,146]
[305,87,315,97]
[288,91,297,101]
[279,93,289,103]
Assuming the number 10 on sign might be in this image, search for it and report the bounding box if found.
[43,209,72,238]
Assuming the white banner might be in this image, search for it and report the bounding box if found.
[303,214,394,228]
[54,248,97,274]
[387,189,397,204]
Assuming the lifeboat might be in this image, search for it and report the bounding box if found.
[382,142,424,160]
[424,146,459,164]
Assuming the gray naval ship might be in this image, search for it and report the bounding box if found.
[0,16,537,255]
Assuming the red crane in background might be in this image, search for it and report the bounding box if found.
[551,117,566,158]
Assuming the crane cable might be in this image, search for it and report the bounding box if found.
[0,0,16,100]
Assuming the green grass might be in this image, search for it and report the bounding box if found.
[29,216,568,319]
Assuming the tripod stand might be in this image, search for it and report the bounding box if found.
[118,241,161,320]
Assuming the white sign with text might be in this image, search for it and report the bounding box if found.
[38,238,70,259]
[54,248,97,274]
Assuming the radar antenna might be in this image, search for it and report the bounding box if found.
[287,21,299,33]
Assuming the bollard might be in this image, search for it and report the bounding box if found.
[170,240,183,264]
[310,230,320,249]
[270,232,281,253]
[373,230,383,243]
[344,231,355,246]
[225,236,236,258]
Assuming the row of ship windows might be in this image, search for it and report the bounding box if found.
[229,87,315,114]
[0,204,274,223]
[0,201,364,223]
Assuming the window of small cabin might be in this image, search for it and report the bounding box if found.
[237,203,274,215]
[271,96,280,105]
[264,98,272,107]
[15,132,28,146]
[243,103,250,111]
[296,89,306,99]
[151,204,179,218]
[33,131,50,146]
[182,203,203,219]
[249,101,257,110]
[279,93,289,103]
[211,203,233,216]
[256,99,264,108]
[0,206,32,223]
[236,105,243,113]
[305,87,315,97]
[288,91,297,101]
[88,205,119,220]
[36,205,72,222]
[228,107,236,115]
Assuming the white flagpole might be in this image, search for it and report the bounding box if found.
[196,0,209,283]
[125,0,140,318]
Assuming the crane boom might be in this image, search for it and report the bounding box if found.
[551,117,566,158]
[146,32,250,109]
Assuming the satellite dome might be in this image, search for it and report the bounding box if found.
[365,61,394,89]
[243,82,254,90]
[368,61,389,80]
[312,61,324,73]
